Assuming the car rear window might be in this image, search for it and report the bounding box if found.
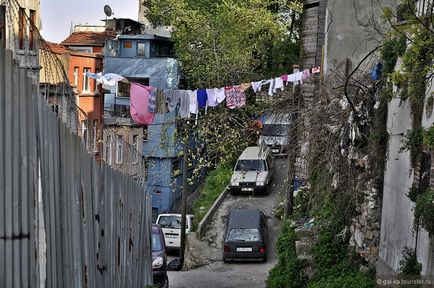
[158,215,188,229]
[152,233,163,252]
[235,160,266,171]
[227,228,261,242]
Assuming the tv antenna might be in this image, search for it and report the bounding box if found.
[104,5,114,19]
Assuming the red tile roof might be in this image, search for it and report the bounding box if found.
[43,41,70,54]
[61,31,116,47]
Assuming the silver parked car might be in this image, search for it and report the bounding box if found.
[229,146,274,195]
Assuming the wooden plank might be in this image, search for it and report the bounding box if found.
[19,69,31,288]
[4,48,14,288]
[12,66,21,288]
[53,117,63,288]
[0,47,7,288]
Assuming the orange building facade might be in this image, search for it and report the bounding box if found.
[68,52,103,156]
[59,31,115,158]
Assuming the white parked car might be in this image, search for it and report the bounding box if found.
[156,213,194,250]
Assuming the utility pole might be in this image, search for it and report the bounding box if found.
[179,120,189,266]
[285,65,300,217]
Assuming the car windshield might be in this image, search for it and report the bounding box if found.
[152,233,163,252]
[235,160,266,171]
[227,228,261,242]
[262,124,288,136]
[158,215,188,229]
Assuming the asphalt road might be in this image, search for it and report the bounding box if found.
[168,158,289,288]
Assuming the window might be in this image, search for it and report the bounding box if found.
[235,160,266,172]
[132,134,139,164]
[73,67,79,86]
[157,215,182,229]
[18,8,25,50]
[0,6,6,48]
[94,69,100,92]
[227,228,261,242]
[69,46,92,53]
[81,120,88,148]
[82,68,90,91]
[123,41,132,48]
[29,10,36,50]
[117,82,130,97]
[105,135,112,165]
[172,159,181,177]
[137,42,146,56]
[150,40,175,57]
[116,135,123,164]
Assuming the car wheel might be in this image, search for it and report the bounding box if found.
[264,185,271,195]
[223,256,230,263]
[229,189,238,196]
[163,275,169,288]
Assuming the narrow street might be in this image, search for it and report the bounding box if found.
[168,158,289,288]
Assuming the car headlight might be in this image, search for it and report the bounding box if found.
[256,181,265,186]
[153,257,164,269]
[231,181,239,186]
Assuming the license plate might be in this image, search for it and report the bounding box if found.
[165,234,177,238]
[272,149,279,153]
[241,187,254,192]
[236,247,252,252]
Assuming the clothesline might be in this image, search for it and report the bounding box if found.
[87,66,321,125]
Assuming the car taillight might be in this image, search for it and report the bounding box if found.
[259,246,266,254]
[224,246,230,252]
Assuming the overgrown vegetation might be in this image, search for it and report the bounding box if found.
[191,164,232,230]
[398,246,422,276]
[266,221,307,288]
[308,229,375,288]
[414,189,434,236]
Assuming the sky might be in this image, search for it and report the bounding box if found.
[40,0,139,43]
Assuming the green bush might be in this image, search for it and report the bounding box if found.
[414,189,434,236]
[398,246,422,276]
[312,230,350,278]
[266,221,307,288]
[191,164,232,230]
[308,271,375,288]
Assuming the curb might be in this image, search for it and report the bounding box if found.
[196,186,229,239]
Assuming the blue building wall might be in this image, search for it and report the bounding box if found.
[103,33,201,218]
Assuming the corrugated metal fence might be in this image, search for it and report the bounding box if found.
[1,47,153,287]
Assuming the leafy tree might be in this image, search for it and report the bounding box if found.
[143,0,303,177]
[143,0,303,88]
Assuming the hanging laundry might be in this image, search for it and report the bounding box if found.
[130,83,155,125]
[302,69,310,80]
[214,88,226,103]
[295,72,304,84]
[188,90,199,114]
[155,89,167,113]
[281,75,288,82]
[273,77,284,93]
[179,90,190,118]
[148,87,157,113]
[370,63,383,81]
[251,80,263,92]
[239,83,251,92]
[197,89,208,109]
[164,89,180,112]
[225,86,246,109]
[206,88,219,107]
[268,79,275,96]
[311,66,321,74]
[86,72,128,86]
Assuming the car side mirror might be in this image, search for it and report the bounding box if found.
[167,259,182,271]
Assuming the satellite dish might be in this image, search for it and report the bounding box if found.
[104,5,114,17]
